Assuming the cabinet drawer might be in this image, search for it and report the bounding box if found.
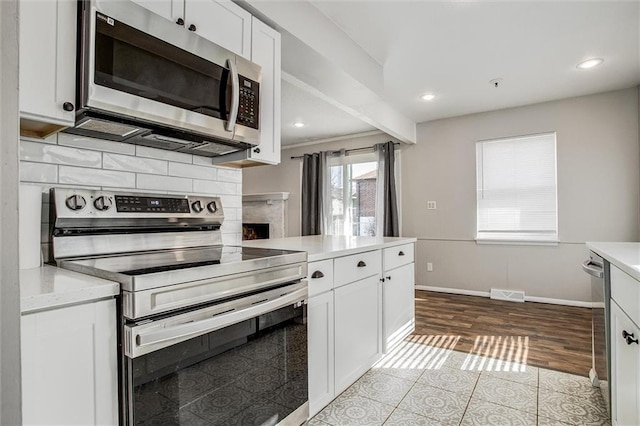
[611,265,640,327]
[334,250,381,288]
[308,259,334,297]
[383,243,414,271]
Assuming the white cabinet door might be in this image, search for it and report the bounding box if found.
[383,262,415,352]
[211,16,281,168]
[610,300,640,426]
[248,17,281,165]
[308,291,335,417]
[19,0,76,136]
[130,0,184,22]
[334,274,382,394]
[185,0,251,58]
[21,299,118,426]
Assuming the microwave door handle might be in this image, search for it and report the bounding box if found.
[225,59,239,132]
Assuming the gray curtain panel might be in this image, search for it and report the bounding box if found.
[379,141,399,237]
[301,152,324,236]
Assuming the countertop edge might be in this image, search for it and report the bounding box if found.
[587,242,640,282]
[20,265,120,314]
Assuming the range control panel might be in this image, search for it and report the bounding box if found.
[52,188,224,223]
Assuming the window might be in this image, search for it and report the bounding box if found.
[327,152,379,237]
[476,132,557,244]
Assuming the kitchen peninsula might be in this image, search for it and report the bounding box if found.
[243,235,416,415]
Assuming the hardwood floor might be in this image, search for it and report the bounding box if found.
[413,290,593,377]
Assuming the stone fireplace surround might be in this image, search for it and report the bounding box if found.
[242,192,289,240]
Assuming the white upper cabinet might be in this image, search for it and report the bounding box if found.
[132,0,252,58]
[212,16,282,167]
[19,0,77,138]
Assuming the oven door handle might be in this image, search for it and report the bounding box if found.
[127,285,307,357]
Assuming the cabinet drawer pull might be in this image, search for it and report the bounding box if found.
[357,260,367,268]
[311,271,324,279]
[623,330,639,345]
[398,251,405,256]
[188,24,197,32]
[176,18,185,26]
[386,276,391,281]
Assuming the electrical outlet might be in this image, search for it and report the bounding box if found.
[427,262,433,272]
[427,201,437,210]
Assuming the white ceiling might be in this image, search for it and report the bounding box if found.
[281,79,377,146]
[279,0,640,145]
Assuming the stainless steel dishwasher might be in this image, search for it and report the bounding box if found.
[582,252,610,415]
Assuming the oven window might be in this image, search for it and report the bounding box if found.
[94,13,230,120]
[125,305,307,425]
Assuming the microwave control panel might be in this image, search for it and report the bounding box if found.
[237,75,260,130]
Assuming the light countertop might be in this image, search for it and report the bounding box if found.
[21,265,120,314]
[587,242,640,282]
[242,235,416,262]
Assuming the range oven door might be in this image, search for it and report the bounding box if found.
[76,0,261,146]
[122,282,308,426]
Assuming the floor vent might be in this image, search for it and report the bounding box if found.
[490,288,525,303]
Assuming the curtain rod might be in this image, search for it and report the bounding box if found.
[290,141,400,160]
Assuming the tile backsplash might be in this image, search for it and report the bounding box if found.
[20,132,243,260]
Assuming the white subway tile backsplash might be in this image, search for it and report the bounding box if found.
[192,155,214,166]
[137,174,192,192]
[57,133,136,155]
[136,146,192,164]
[104,153,168,175]
[21,134,57,145]
[21,141,102,168]
[59,166,136,188]
[220,194,242,208]
[222,207,237,221]
[169,162,217,180]
[20,162,58,183]
[217,167,242,183]
[193,179,237,195]
[221,232,241,246]
[223,220,242,233]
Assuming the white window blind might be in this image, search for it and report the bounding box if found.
[476,132,557,243]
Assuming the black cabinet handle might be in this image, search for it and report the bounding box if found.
[311,271,324,279]
[188,24,197,32]
[386,276,391,281]
[176,18,184,26]
[380,277,385,283]
[254,148,261,154]
[398,251,405,256]
[62,102,74,112]
[623,330,639,345]
[357,260,366,268]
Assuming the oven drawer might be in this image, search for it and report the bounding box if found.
[334,250,381,288]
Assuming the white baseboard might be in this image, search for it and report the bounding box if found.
[415,285,490,298]
[415,285,592,308]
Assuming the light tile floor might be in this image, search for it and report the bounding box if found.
[310,338,610,426]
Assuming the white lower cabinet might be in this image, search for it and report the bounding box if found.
[308,290,335,416]
[383,262,415,352]
[21,299,118,425]
[610,300,640,426]
[334,274,383,394]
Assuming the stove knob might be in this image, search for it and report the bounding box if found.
[94,195,112,211]
[65,194,86,211]
[191,200,204,213]
[207,201,218,213]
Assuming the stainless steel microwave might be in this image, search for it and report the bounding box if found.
[65,0,261,157]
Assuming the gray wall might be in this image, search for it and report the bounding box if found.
[244,87,640,303]
[244,132,399,237]
[404,87,639,302]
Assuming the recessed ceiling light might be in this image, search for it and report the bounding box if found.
[421,93,436,101]
[292,121,306,128]
[576,58,604,69]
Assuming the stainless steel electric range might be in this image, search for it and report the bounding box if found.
[50,187,309,426]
